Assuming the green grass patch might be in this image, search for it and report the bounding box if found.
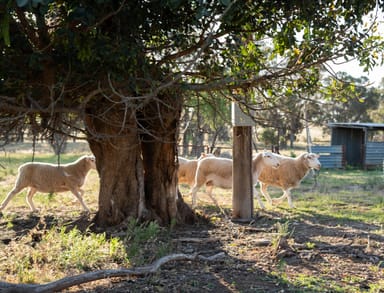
[1,226,129,283]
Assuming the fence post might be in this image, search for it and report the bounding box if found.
[231,102,254,220]
[232,126,253,219]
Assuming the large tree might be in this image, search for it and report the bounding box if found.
[1,0,383,226]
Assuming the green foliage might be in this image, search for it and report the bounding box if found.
[0,0,382,146]
[2,226,128,283]
[42,227,123,270]
[260,128,277,146]
[123,219,172,266]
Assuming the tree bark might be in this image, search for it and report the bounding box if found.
[140,90,194,225]
[85,101,144,227]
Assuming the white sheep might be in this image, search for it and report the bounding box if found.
[190,151,280,209]
[0,155,96,212]
[177,153,214,186]
[258,152,321,208]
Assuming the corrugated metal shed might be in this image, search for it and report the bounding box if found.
[328,122,384,130]
[327,122,384,169]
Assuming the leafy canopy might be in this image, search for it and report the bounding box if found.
[0,0,383,140]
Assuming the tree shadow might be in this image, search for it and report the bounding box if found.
[0,211,93,244]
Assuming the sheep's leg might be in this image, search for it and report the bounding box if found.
[0,184,25,211]
[271,189,286,205]
[26,187,38,212]
[71,189,90,212]
[273,189,295,208]
[286,190,295,208]
[190,184,200,209]
[206,185,229,217]
[253,185,265,209]
[259,183,273,205]
[206,185,218,206]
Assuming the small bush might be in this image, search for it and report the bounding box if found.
[123,219,172,265]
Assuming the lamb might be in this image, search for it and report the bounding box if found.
[258,152,321,208]
[190,151,280,209]
[0,155,96,213]
[177,153,214,186]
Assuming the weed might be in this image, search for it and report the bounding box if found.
[16,257,34,283]
[3,213,17,229]
[369,280,384,293]
[271,221,294,250]
[305,241,316,249]
[43,227,124,270]
[109,237,126,262]
[123,219,171,266]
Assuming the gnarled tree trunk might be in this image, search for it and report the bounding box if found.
[85,92,195,227]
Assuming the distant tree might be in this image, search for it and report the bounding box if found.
[181,93,231,157]
[321,74,382,122]
[369,85,384,122]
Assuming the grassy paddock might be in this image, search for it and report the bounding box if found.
[182,168,384,224]
[0,145,383,290]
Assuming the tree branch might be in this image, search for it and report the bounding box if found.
[0,99,78,115]
[15,8,40,48]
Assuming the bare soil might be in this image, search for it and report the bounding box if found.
[1,203,383,293]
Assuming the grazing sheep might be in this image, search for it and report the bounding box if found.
[0,155,96,212]
[190,151,280,209]
[258,152,321,208]
[177,153,214,186]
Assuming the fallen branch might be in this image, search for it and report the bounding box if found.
[173,237,220,243]
[0,252,225,293]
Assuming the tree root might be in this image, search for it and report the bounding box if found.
[0,252,226,293]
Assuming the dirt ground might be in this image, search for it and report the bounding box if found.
[1,203,383,293]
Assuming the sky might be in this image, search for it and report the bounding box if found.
[328,59,384,87]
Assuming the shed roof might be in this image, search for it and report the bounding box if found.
[327,122,384,131]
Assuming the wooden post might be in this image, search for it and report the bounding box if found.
[232,126,253,219]
[231,102,254,220]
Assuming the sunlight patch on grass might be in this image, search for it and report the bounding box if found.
[293,189,384,225]
[289,273,358,293]
[1,226,128,283]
